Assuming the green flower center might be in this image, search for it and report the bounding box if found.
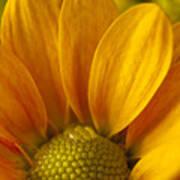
[27,125,129,180]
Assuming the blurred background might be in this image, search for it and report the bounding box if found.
[0,0,180,24]
[0,0,6,24]
[115,0,180,22]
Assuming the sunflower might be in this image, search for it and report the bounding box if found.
[0,0,179,180]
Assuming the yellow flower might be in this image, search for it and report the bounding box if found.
[0,0,179,179]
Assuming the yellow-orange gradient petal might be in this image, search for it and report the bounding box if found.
[130,142,180,180]
[88,4,172,136]
[1,0,67,128]
[126,62,180,157]
[0,48,47,149]
[59,0,119,123]
[173,23,180,64]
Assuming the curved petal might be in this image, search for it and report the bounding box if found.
[0,48,47,148]
[126,62,180,156]
[59,0,119,122]
[1,0,67,128]
[0,142,25,168]
[173,23,180,64]
[0,136,26,180]
[88,3,172,136]
[130,142,180,180]
[0,135,33,172]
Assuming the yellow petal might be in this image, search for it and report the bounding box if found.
[130,142,180,180]
[173,23,180,64]
[1,0,67,128]
[59,0,119,122]
[0,47,47,149]
[127,62,180,156]
[88,3,172,136]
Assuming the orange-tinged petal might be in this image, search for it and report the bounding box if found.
[130,142,180,180]
[0,142,25,169]
[1,0,67,128]
[59,0,119,123]
[126,62,180,156]
[0,127,26,166]
[0,138,26,179]
[173,23,180,64]
[0,126,19,145]
[0,162,26,180]
[0,48,47,149]
[88,3,172,136]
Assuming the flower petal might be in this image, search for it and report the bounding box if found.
[126,62,180,156]
[59,0,119,122]
[130,142,180,180]
[0,135,26,179]
[1,0,67,127]
[88,3,172,136]
[0,141,25,169]
[0,48,47,149]
[0,163,25,180]
[173,23,180,64]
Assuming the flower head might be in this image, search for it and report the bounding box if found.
[0,0,179,179]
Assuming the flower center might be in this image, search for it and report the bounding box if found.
[27,125,129,180]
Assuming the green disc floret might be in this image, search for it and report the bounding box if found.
[27,125,129,180]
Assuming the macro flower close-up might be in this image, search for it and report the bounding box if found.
[0,0,179,180]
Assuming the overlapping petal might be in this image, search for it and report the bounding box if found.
[130,142,180,180]
[0,131,27,179]
[1,0,67,128]
[0,1,177,179]
[88,4,172,136]
[127,62,180,157]
[0,163,25,180]
[0,142,25,169]
[59,0,119,123]
[0,48,47,149]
